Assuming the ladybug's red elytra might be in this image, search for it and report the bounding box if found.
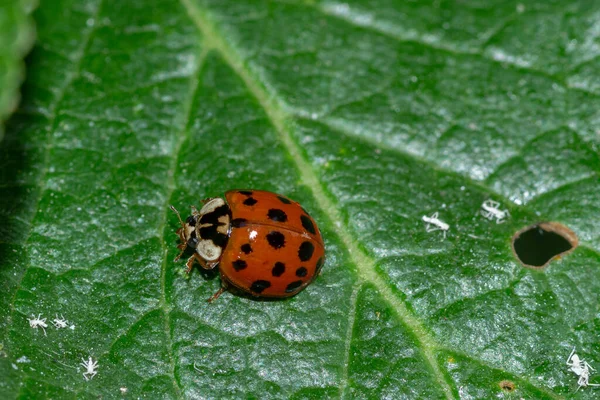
[171,190,325,301]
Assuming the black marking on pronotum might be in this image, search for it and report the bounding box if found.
[231,218,248,228]
[241,243,252,254]
[298,241,315,261]
[232,260,247,271]
[250,280,271,293]
[238,190,253,196]
[186,215,197,225]
[199,226,228,247]
[272,262,285,277]
[267,209,288,223]
[296,267,307,277]
[277,195,292,204]
[300,215,316,234]
[199,204,230,226]
[243,197,258,206]
[285,280,303,293]
[266,231,286,249]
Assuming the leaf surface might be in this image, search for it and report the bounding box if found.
[1,0,599,398]
[0,0,36,141]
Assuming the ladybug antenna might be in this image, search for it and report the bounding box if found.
[169,205,185,228]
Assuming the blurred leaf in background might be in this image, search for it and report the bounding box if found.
[0,0,36,141]
[0,0,599,399]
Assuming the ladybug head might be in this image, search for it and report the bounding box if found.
[170,205,198,251]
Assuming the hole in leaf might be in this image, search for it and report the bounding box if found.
[498,380,515,392]
[512,222,578,268]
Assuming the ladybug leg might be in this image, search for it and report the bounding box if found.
[207,286,226,303]
[173,227,188,262]
[195,257,219,271]
[185,253,203,274]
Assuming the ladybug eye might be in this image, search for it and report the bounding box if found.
[187,237,198,248]
[186,215,197,225]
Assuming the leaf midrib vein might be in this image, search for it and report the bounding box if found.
[179,1,455,398]
[179,2,571,399]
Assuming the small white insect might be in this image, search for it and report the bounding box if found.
[28,314,48,335]
[480,199,510,224]
[422,212,449,238]
[567,347,600,391]
[52,315,69,329]
[81,356,98,381]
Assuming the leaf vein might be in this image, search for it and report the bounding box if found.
[180,1,455,398]
[155,44,211,397]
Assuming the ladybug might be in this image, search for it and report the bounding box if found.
[171,190,325,301]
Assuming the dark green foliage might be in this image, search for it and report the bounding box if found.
[1,0,599,398]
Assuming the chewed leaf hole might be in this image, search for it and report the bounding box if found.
[498,380,515,392]
[512,222,578,268]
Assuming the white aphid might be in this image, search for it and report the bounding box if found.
[81,356,98,381]
[480,199,510,224]
[52,315,69,329]
[422,212,449,238]
[28,314,48,335]
[567,347,600,391]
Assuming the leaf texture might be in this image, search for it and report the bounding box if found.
[0,0,599,398]
[0,0,36,141]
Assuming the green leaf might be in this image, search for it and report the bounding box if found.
[0,0,36,141]
[1,0,599,398]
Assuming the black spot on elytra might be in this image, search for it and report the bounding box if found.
[296,267,307,277]
[231,218,248,228]
[272,262,285,277]
[315,257,324,274]
[298,241,315,261]
[238,190,253,196]
[285,280,303,293]
[268,208,288,222]
[277,195,292,204]
[186,215,197,225]
[243,197,258,206]
[250,280,271,293]
[241,243,252,254]
[267,231,285,249]
[301,215,316,234]
[232,260,247,271]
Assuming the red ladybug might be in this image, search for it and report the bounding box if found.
[171,190,325,301]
